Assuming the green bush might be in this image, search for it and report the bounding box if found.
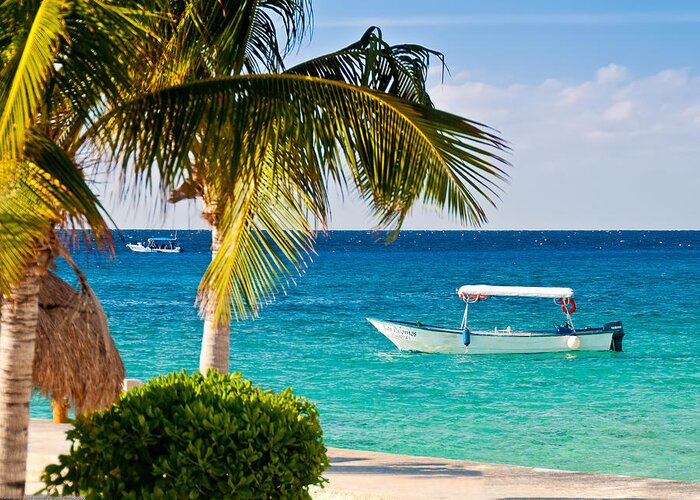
[41,370,329,499]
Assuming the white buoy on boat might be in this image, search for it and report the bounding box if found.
[567,336,581,350]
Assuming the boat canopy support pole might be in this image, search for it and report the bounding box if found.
[565,310,575,331]
[461,301,469,330]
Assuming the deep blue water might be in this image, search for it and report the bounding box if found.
[34,230,700,481]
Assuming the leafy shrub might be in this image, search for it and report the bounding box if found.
[42,370,329,499]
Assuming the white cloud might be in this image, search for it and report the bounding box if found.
[558,82,594,105]
[596,64,627,84]
[649,68,689,87]
[407,65,700,229]
[681,104,700,126]
[603,100,633,121]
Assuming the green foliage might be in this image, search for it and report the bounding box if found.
[41,371,329,499]
[0,0,150,294]
[287,26,443,107]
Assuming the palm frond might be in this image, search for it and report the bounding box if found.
[52,0,159,152]
[90,73,508,320]
[95,74,508,225]
[198,147,322,322]
[287,26,442,106]
[0,164,56,294]
[147,0,310,86]
[0,0,67,161]
[0,2,19,67]
[0,129,114,294]
[240,0,311,73]
[23,129,114,248]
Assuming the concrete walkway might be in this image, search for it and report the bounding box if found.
[26,419,73,495]
[310,448,700,499]
[27,419,699,499]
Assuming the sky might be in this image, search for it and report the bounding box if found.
[104,0,700,230]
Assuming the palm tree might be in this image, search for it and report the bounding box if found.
[2,0,509,493]
[0,0,149,494]
[90,0,509,374]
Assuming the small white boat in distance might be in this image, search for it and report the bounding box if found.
[126,237,183,253]
[368,285,624,355]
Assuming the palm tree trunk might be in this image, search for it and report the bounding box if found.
[0,248,50,496]
[199,214,231,374]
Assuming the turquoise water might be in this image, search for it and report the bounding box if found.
[34,231,699,481]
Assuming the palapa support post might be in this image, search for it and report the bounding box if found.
[51,398,70,423]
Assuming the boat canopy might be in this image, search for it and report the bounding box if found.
[457,285,574,299]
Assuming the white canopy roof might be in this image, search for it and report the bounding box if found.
[457,285,574,299]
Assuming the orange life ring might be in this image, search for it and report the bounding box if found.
[558,298,576,314]
[458,291,488,301]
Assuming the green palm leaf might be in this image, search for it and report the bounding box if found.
[0,0,66,162]
[0,130,113,295]
[199,143,327,321]
[92,73,508,321]
[23,129,114,245]
[146,0,310,87]
[287,26,442,106]
[239,0,311,73]
[0,176,55,293]
[99,74,508,214]
[52,0,157,152]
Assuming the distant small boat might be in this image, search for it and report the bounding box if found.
[368,285,624,355]
[126,237,183,253]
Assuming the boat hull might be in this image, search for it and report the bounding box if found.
[367,318,621,354]
[126,244,182,253]
[126,244,152,253]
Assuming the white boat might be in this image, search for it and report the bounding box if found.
[367,285,624,355]
[126,237,183,253]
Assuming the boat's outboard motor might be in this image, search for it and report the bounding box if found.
[605,321,625,351]
[462,329,471,347]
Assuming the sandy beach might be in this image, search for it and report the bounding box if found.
[26,419,699,499]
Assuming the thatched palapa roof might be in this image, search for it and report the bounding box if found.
[33,269,124,412]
